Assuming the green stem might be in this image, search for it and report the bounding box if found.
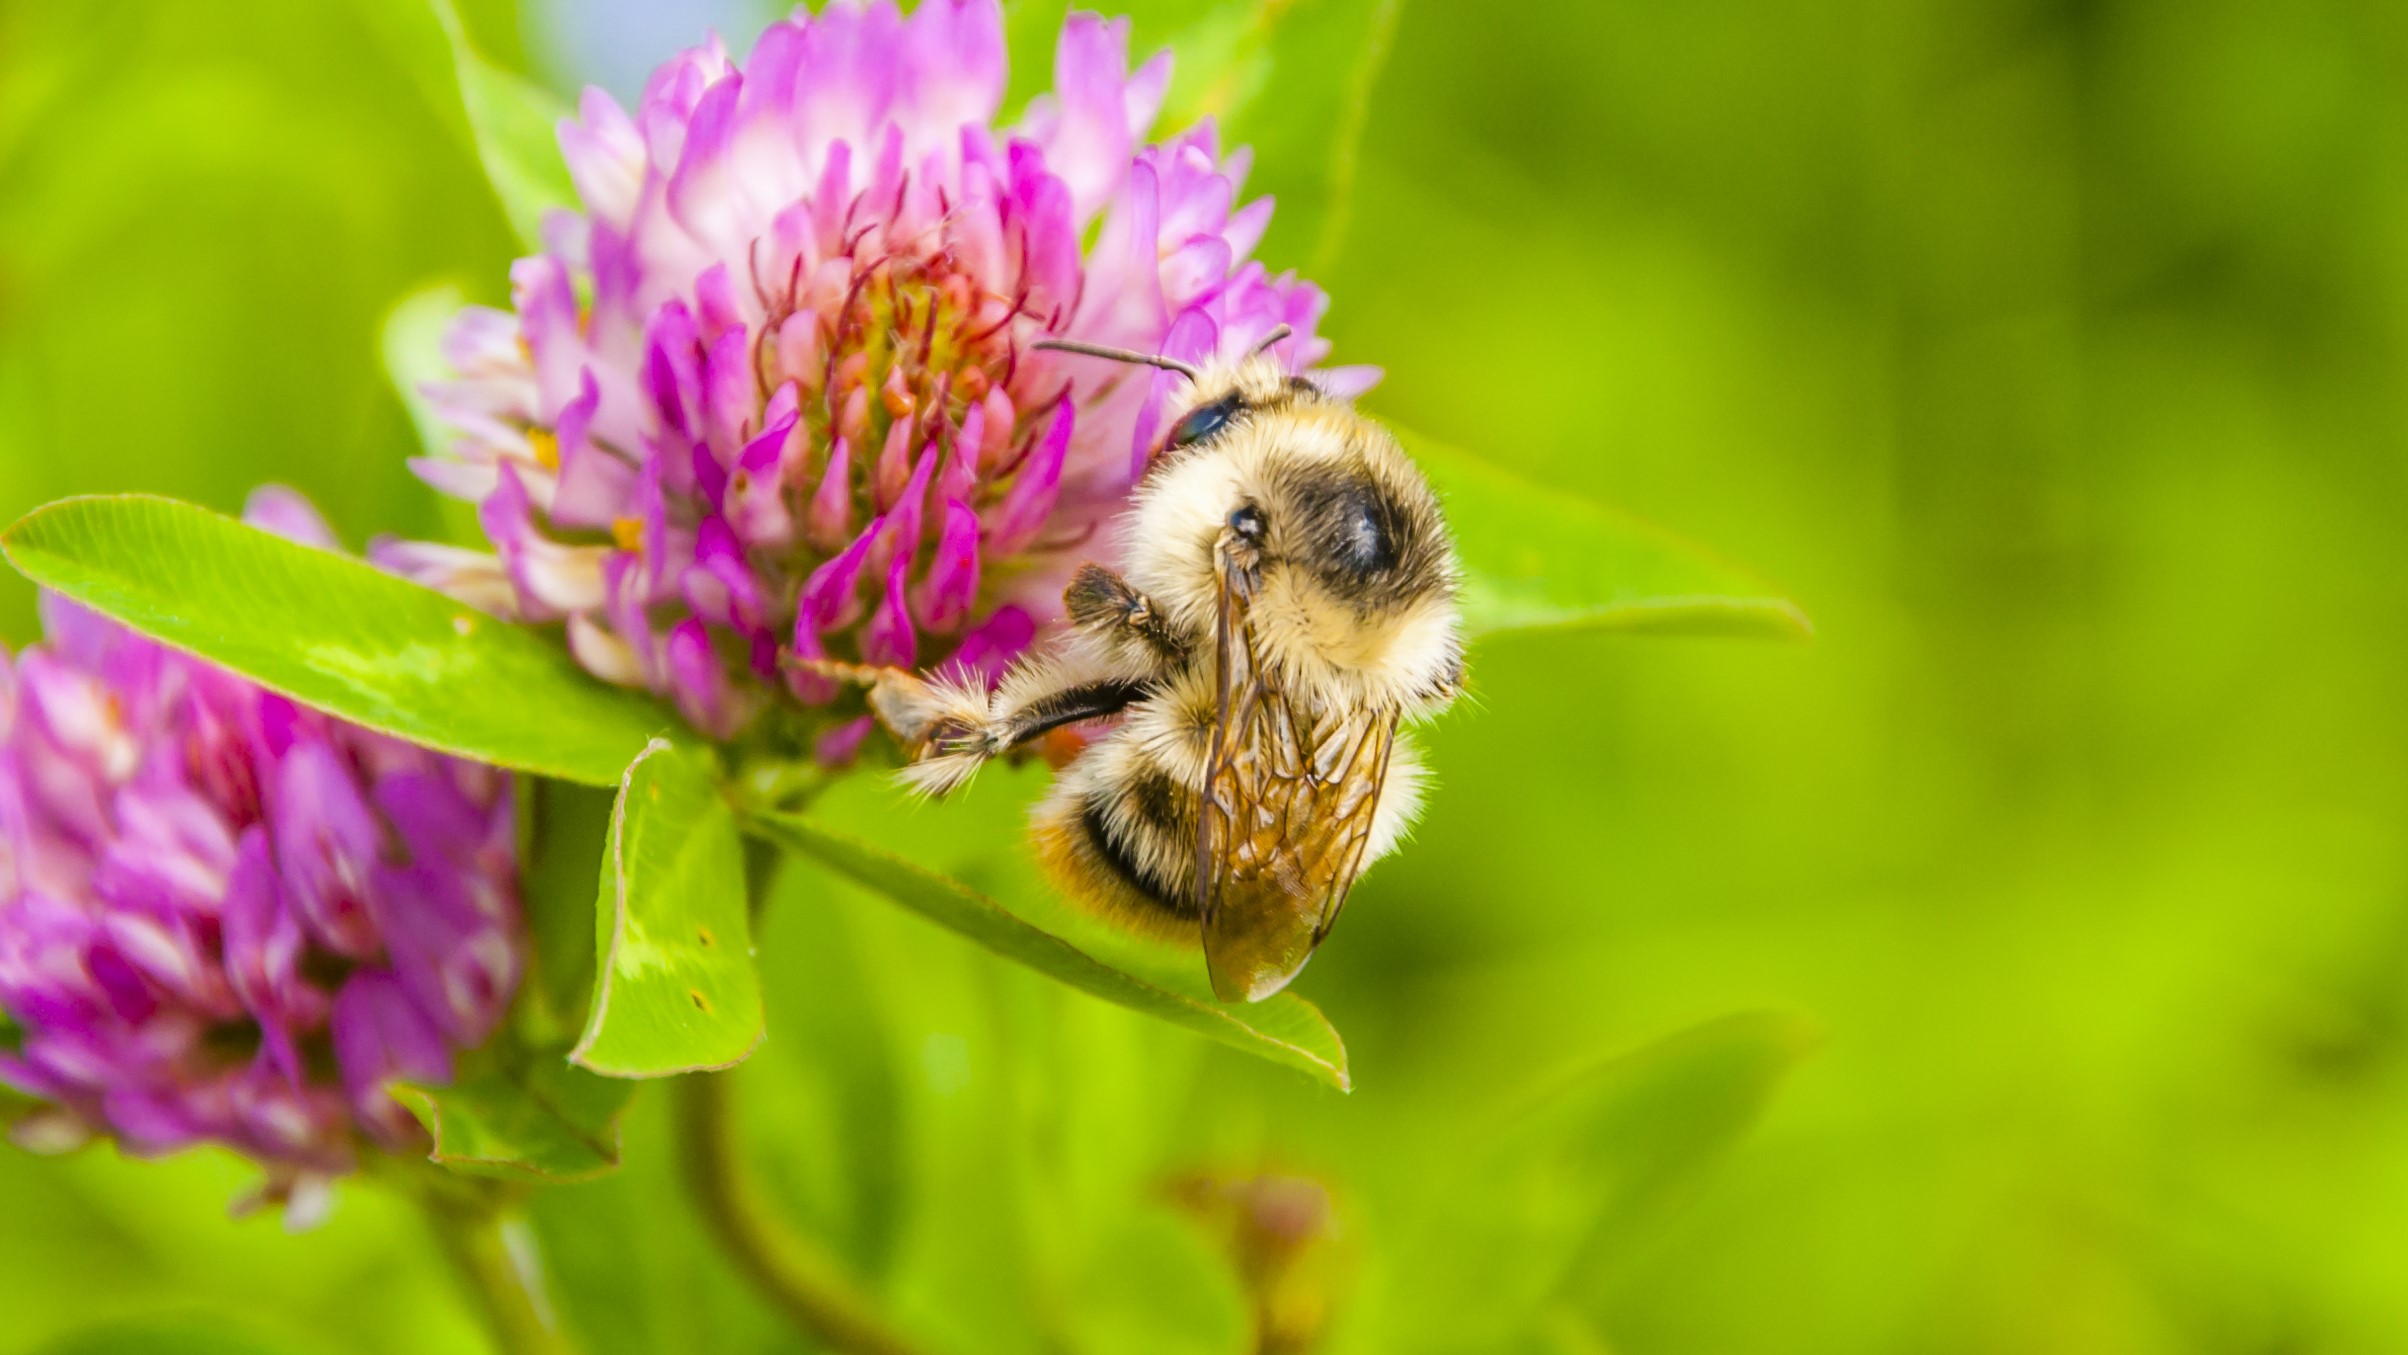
[675,1071,922,1355]
[419,1184,578,1355]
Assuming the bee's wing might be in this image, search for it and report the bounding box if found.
[1196,548,1399,1003]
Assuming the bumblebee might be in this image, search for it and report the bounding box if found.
[865,328,1463,1001]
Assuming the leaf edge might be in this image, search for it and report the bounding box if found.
[741,806,1352,1092]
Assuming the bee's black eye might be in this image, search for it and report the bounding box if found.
[1166,395,1241,450]
[1228,504,1268,543]
[1290,474,1406,599]
[1334,495,1395,575]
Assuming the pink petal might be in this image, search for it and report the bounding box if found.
[560,87,647,228]
[812,715,876,769]
[799,518,881,633]
[860,552,917,669]
[912,498,981,633]
[985,397,1072,555]
[806,434,856,550]
[240,487,340,551]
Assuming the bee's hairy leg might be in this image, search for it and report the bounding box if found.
[1410,655,1466,714]
[873,652,1153,798]
[784,655,993,768]
[1065,564,1188,664]
[988,674,1152,748]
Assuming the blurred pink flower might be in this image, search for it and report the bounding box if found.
[0,491,521,1212]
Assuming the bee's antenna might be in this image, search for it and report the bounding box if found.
[1250,324,1294,357]
[1031,337,1201,381]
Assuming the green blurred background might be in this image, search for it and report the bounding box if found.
[5,0,2407,1351]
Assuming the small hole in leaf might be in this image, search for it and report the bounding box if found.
[451,615,475,637]
[689,990,710,1011]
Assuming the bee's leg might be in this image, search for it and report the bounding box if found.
[1065,564,1189,666]
[783,656,989,765]
[886,651,1153,798]
[989,676,1152,750]
[1407,655,1466,716]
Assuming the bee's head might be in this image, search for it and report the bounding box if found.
[1036,329,1461,703]
[1227,415,1458,703]
[1220,405,1453,620]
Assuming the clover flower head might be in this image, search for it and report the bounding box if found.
[0,492,521,1209]
[387,0,1370,743]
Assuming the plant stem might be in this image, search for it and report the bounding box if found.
[675,1070,922,1355]
[420,1184,578,1355]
